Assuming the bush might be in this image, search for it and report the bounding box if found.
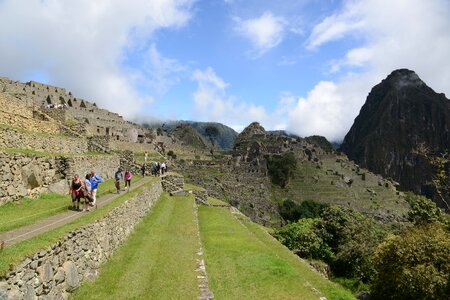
[317,206,387,281]
[371,224,450,300]
[274,218,333,261]
[279,199,302,222]
[266,153,297,187]
[167,150,174,157]
[279,199,328,223]
[406,193,447,225]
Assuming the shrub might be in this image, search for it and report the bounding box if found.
[279,199,302,222]
[371,224,450,300]
[279,199,328,223]
[167,150,174,157]
[406,193,447,225]
[266,153,297,187]
[317,206,387,281]
[274,218,333,261]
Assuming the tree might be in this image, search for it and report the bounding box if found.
[274,218,333,261]
[266,153,297,187]
[406,193,448,225]
[414,143,450,210]
[372,224,450,300]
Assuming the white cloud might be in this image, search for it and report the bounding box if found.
[287,0,450,141]
[0,0,194,118]
[192,67,272,128]
[142,43,186,95]
[235,12,286,57]
[305,2,364,50]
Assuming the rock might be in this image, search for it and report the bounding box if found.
[23,284,36,300]
[6,285,22,300]
[62,261,79,292]
[48,180,69,195]
[37,262,54,283]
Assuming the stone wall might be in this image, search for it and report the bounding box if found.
[109,140,154,153]
[0,127,88,154]
[0,182,162,300]
[0,94,60,135]
[161,174,184,194]
[0,152,120,205]
[0,152,59,205]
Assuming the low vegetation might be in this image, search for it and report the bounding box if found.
[0,178,154,276]
[73,193,198,299]
[0,178,125,234]
[199,206,355,299]
[273,194,450,299]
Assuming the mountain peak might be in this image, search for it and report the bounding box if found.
[384,68,425,90]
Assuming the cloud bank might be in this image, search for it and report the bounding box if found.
[287,0,450,141]
[0,0,194,118]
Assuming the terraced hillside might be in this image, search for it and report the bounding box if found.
[71,192,354,299]
[177,122,410,225]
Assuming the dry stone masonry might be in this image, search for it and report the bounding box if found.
[0,182,162,300]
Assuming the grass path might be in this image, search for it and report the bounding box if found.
[198,206,355,300]
[0,178,152,276]
[0,177,140,234]
[72,193,199,300]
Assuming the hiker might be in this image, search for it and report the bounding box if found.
[114,168,123,194]
[160,161,166,175]
[141,164,145,177]
[82,173,94,212]
[144,151,148,162]
[156,162,160,176]
[124,170,133,191]
[90,170,102,207]
[70,174,83,211]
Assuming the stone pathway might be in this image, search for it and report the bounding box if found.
[0,177,153,248]
[193,204,214,300]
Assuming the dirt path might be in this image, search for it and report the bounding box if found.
[0,177,153,248]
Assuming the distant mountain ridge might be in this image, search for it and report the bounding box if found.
[340,69,450,209]
[143,121,238,150]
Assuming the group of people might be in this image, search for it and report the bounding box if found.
[69,171,102,212]
[153,161,169,176]
[114,168,133,193]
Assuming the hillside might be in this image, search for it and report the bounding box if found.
[144,120,238,150]
[340,69,450,209]
[177,122,410,225]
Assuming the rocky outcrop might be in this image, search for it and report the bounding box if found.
[0,183,162,299]
[340,69,450,208]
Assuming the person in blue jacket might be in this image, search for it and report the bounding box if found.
[90,170,103,208]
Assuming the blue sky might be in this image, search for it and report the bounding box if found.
[1,0,450,141]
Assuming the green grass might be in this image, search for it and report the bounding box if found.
[199,206,356,300]
[207,197,229,206]
[0,178,121,234]
[184,183,205,191]
[0,147,115,157]
[72,193,198,300]
[0,177,157,276]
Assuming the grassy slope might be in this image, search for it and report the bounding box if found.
[0,177,130,234]
[72,193,198,300]
[0,177,153,276]
[199,206,355,300]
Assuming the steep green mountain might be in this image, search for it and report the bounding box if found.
[340,69,450,209]
[143,121,238,150]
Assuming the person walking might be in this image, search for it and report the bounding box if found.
[141,164,145,177]
[90,170,102,209]
[70,174,83,211]
[124,170,133,191]
[114,168,123,194]
[83,173,93,212]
